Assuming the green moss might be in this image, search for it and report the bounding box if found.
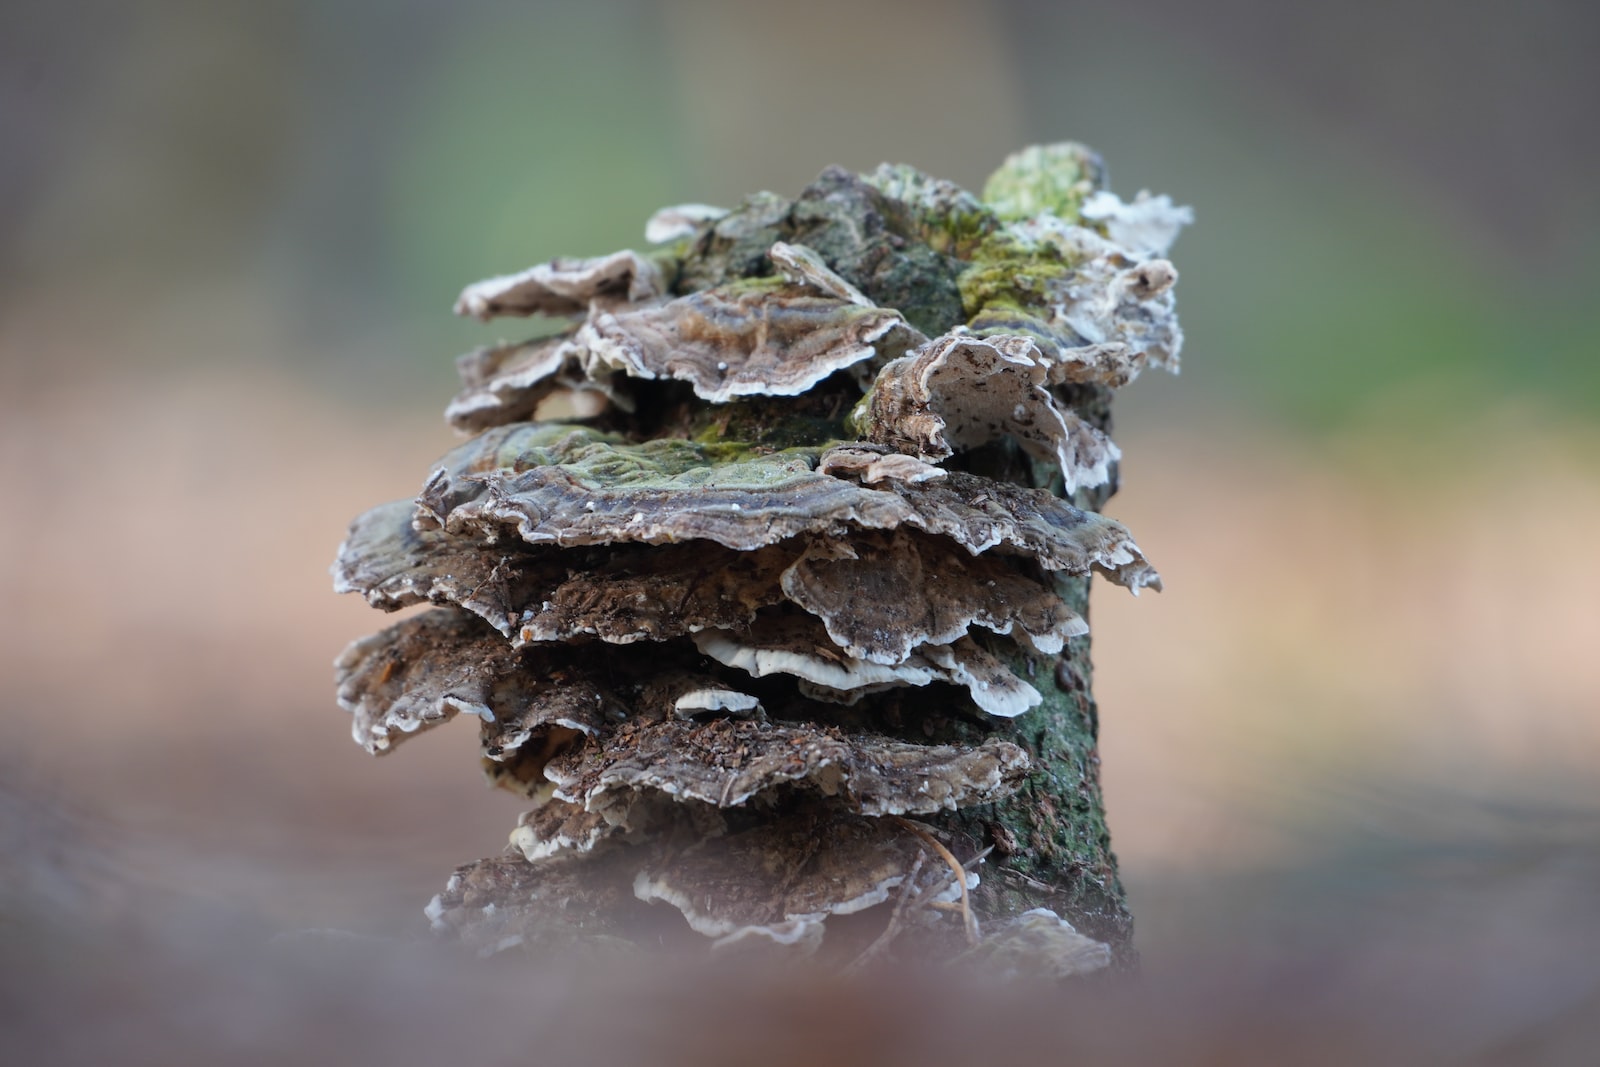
[957,238,1075,320]
[967,576,1133,960]
[836,575,1134,961]
[787,168,967,337]
[981,142,1107,223]
[965,306,1084,357]
[865,162,1000,259]
[675,166,979,338]
[954,227,1109,360]
[966,436,1135,955]
[843,392,872,439]
[689,398,851,453]
[675,190,791,294]
[709,273,789,299]
[644,240,691,292]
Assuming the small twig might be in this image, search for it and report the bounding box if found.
[893,817,980,946]
[1000,866,1053,892]
[843,851,926,975]
[462,556,510,604]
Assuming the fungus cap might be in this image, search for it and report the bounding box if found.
[454,250,665,321]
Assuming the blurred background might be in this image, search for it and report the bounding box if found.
[2,0,1597,1061]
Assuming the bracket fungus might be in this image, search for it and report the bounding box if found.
[453,249,666,321]
[333,143,1188,974]
[853,332,1126,494]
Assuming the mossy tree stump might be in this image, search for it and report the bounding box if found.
[333,144,1188,975]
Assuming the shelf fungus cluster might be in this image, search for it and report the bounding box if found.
[333,143,1188,975]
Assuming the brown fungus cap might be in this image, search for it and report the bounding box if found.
[644,202,728,245]
[766,241,876,306]
[633,810,970,939]
[856,332,1123,494]
[777,529,1085,662]
[445,334,626,434]
[333,499,543,639]
[414,424,912,552]
[571,276,919,403]
[412,424,1159,590]
[816,444,947,485]
[454,249,665,321]
[508,798,621,863]
[512,543,792,648]
[337,608,691,760]
[337,500,1081,660]
[954,907,1113,979]
[693,611,1043,718]
[341,616,1035,808]
[337,499,791,646]
[333,609,528,754]
[425,849,651,953]
[848,464,1163,591]
[540,716,1029,816]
